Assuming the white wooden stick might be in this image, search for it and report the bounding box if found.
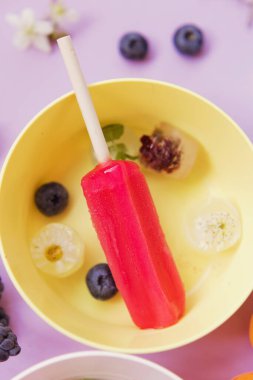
[57,36,110,163]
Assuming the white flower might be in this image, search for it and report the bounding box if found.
[50,0,79,27]
[195,211,240,253]
[5,8,53,53]
[31,223,85,278]
[186,198,241,254]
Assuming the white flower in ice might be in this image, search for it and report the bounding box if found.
[5,8,54,52]
[50,0,79,27]
[186,198,241,254]
[31,223,85,278]
[194,211,240,253]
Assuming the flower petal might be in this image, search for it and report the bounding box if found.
[50,1,65,22]
[65,8,79,22]
[33,35,52,53]
[50,1,79,26]
[13,32,32,50]
[20,8,35,28]
[5,13,20,28]
[35,20,54,35]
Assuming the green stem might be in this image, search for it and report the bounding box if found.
[125,153,139,160]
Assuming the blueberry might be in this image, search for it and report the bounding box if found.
[35,182,69,216]
[119,32,148,60]
[86,263,118,300]
[173,25,203,56]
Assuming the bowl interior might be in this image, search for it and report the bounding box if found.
[12,352,181,380]
[1,80,253,352]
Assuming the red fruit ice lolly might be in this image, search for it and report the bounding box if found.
[82,160,184,328]
[58,36,185,329]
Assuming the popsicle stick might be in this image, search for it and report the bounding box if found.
[57,36,110,163]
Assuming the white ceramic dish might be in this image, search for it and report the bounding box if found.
[11,351,182,380]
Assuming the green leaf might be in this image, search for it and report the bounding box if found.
[109,143,127,159]
[109,143,126,154]
[116,151,127,160]
[108,143,139,161]
[102,124,124,142]
[117,143,127,152]
[125,153,139,160]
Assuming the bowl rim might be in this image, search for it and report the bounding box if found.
[11,350,183,380]
[1,78,253,354]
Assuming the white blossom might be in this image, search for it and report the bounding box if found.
[50,0,79,27]
[5,8,53,52]
[194,210,240,253]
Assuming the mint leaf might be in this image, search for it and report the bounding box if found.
[108,143,139,161]
[117,143,127,152]
[116,151,127,160]
[109,143,127,160]
[125,153,139,160]
[102,124,124,142]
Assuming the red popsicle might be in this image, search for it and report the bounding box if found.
[58,36,185,329]
[82,159,184,328]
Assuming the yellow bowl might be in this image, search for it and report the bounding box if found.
[1,79,253,353]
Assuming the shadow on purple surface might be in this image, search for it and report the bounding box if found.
[142,291,253,380]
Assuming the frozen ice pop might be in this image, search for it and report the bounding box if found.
[82,160,184,328]
[58,36,185,328]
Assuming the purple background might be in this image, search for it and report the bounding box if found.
[1,1,253,379]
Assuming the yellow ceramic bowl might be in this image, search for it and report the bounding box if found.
[1,79,253,353]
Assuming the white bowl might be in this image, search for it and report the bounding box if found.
[11,351,182,380]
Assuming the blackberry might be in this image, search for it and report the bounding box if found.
[34,182,69,216]
[0,277,4,299]
[86,263,118,300]
[139,129,182,173]
[0,308,9,326]
[0,325,21,362]
[0,279,21,361]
